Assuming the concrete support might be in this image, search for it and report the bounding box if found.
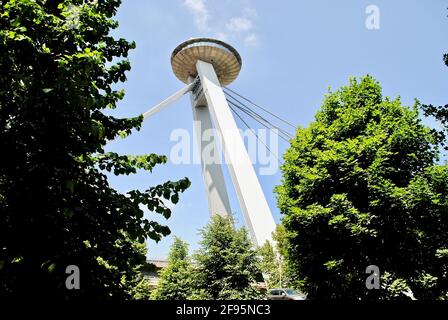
[188,78,232,217]
[195,60,276,246]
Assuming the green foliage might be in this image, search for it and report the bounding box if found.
[421,47,448,149]
[258,226,294,290]
[0,0,190,299]
[130,277,152,300]
[151,219,264,300]
[191,215,262,300]
[276,76,448,300]
[151,237,194,300]
[271,224,296,288]
[126,242,152,300]
[258,241,282,289]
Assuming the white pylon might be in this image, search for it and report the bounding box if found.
[140,38,277,247]
[193,60,276,247]
[188,76,233,217]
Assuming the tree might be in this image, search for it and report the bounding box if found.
[258,227,294,290]
[421,24,448,148]
[258,241,282,289]
[191,215,262,300]
[127,242,152,300]
[151,237,194,300]
[271,224,296,288]
[421,68,448,149]
[276,76,448,300]
[0,0,190,299]
[130,277,152,300]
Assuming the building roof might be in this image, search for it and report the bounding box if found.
[146,259,169,269]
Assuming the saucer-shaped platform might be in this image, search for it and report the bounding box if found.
[171,38,242,86]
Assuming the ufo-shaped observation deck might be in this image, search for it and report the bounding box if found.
[171,38,242,86]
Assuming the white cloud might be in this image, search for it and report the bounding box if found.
[183,0,209,31]
[226,17,253,32]
[244,33,258,47]
[181,1,260,47]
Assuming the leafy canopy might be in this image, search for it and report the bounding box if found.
[421,38,448,149]
[191,215,262,300]
[276,76,448,300]
[151,237,194,300]
[258,225,294,290]
[0,0,190,299]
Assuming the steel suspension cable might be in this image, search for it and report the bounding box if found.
[226,99,293,143]
[228,104,282,164]
[224,92,295,139]
[223,86,297,130]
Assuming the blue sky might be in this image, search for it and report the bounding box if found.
[105,0,448,259]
